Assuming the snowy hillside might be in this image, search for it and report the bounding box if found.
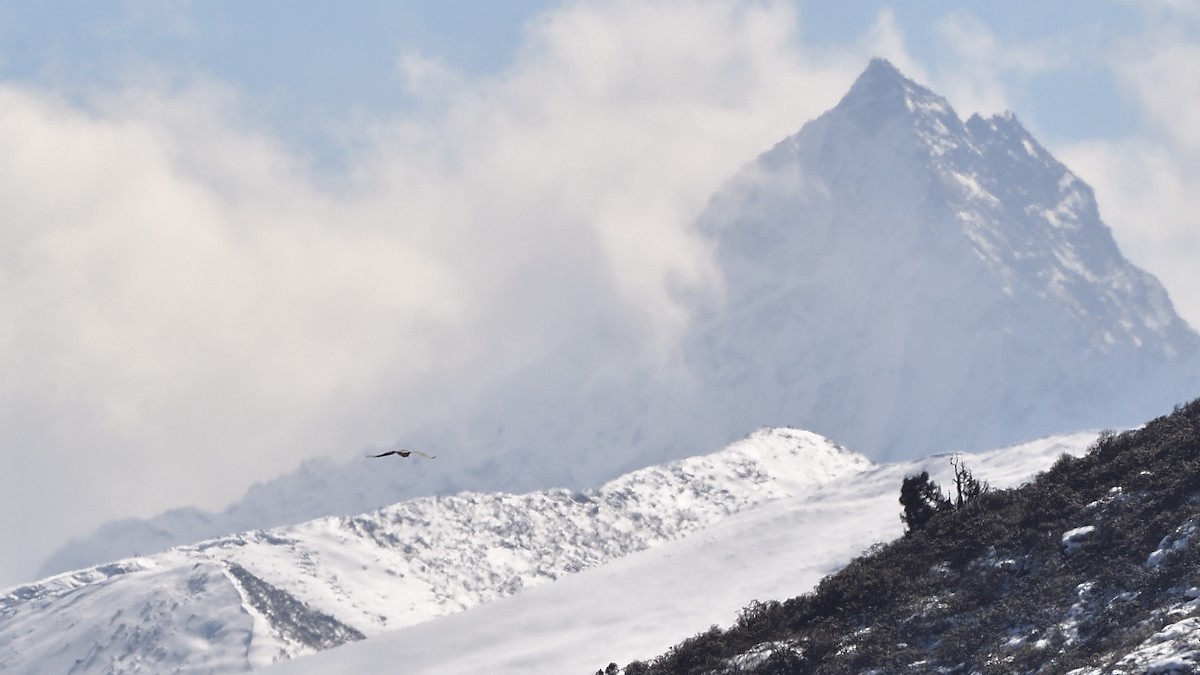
[41,58,1200,581]
[0,429,868,675]
[264,432,1100,674]
[599,399,1200,673]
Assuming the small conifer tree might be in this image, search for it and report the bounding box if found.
[899,471,947,532]
[949,454,988,508]
[900,457,989,533]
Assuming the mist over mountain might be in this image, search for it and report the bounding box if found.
[39,59,1200,579]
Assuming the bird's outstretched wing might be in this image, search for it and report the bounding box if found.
[367,449,436,459]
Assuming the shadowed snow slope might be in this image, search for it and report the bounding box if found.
[265,431,1100,675]
[0,429,867,675]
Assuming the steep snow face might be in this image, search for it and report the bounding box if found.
[1,429,867,675]
[688,58,1199,459]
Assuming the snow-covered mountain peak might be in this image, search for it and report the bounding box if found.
[688,60,1199,459]
[833,58,958,141]
[592,427,870,510]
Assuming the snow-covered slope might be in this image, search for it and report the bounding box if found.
[264,431,1100,675]
[0,429,868,675]
[41,58,1200,580]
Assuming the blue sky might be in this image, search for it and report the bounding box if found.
[0,1,1150,160]
[0,0,1198,588]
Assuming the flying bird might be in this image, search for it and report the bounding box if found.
[368,449,436,460]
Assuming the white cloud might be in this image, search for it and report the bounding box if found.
[1060,7,1200,330]
[1114,41,1200,152]
[859,8,929,83]
[396,50,464,100]
[0,80,471,583]
[931,13,1020,116]
[927,11,1071,120]
[855,9,1050,121]
[0,0,869,586]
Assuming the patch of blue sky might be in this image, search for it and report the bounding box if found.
[0,0,1174,165]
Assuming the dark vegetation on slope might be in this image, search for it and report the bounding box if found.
[610,397,1200,674]
[225,563,365,651]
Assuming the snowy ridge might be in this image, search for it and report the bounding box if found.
[266,431,1103,675]
[0,428,866,674]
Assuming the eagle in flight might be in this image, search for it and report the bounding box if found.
[368,449,436,460]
